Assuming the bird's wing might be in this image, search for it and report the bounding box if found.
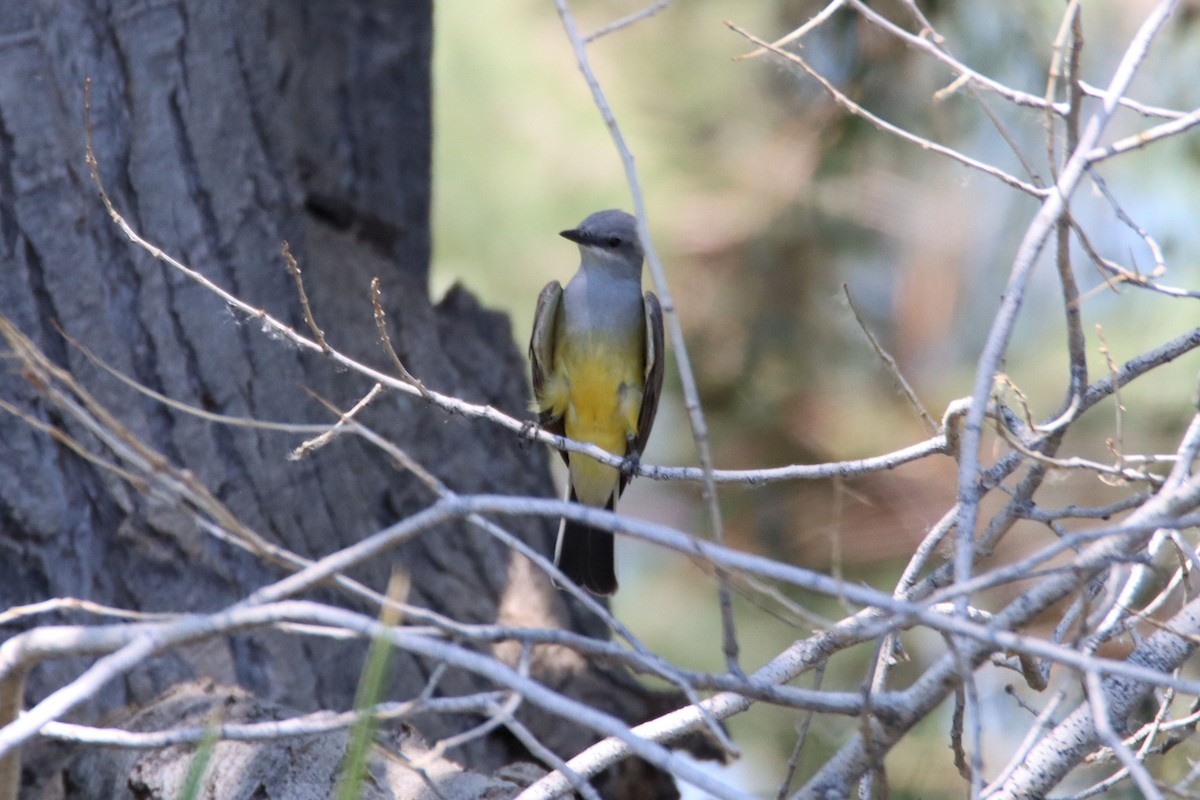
[529,281,567,452]
[636,290,665,458]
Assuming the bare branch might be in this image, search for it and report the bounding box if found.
[584,0,671,43]
[725,22,1048,198]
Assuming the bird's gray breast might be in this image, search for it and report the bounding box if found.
[561,267,645,340]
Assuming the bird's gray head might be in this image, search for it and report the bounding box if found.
[560,209,644,275]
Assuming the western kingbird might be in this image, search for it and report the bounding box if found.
[530,209,665,595]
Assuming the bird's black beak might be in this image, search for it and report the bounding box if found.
[559,228,588,245]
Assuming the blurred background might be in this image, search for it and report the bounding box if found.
[431,1,1200,796]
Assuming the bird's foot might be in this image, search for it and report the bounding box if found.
[619,450,642,478]
[518,420,539,447]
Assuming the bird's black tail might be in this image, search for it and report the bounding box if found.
[554,490,617,595]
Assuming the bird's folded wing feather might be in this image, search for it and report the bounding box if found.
[637,290,665,458]
[529,281,567,451]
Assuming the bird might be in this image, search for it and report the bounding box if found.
[529,209,665,595]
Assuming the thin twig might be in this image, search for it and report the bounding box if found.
[584,0,671,43]
[291,384,385,460]
[371,276,430,398]
[1086,103,1200,163]
[1088,167,1167,276]
[844,0,1065,114]
[39,692,508,747]
[282,240,329,353]
[555,0,743,676]
[775,664,825,800]
[726,23,1047,198]
[843,284,936,432]
[734,0,846,60]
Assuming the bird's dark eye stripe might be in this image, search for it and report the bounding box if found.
[607,236,621,247]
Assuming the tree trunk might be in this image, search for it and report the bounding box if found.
[0,2,694,796]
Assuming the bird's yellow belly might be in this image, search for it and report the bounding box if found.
[550,341,644,506]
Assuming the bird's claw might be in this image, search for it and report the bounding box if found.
[518,420,538,447]
[620,450,642,478]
